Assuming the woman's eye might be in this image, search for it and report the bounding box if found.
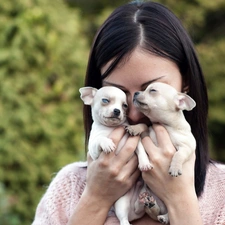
[102,98,109,104]
[123,103,128,109]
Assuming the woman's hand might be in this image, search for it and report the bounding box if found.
[86,126,141,207]
[140,124,202,225]
[68,126,141,225]
[141,124,195,201]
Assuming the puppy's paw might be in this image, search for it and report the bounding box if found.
[158,214,169,224]
[100,138,116,153]
[138,159,153,171]
[168,166,182,177]
[125,124,148,136]
[139,192,155,208]
[139,163,153,171]
[125,125,140,136]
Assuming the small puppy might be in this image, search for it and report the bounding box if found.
[126,82,196,223]
[79,86,150,225]
[79,86,128,160]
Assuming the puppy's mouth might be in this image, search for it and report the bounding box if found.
[105,116,120,120]
[102,116,125,126]
[133,99,148,109]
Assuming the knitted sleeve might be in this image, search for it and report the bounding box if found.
[32,162,87,225]
[199,163,225,225]
[215,201,225,225]
[213,164,225,225]
[32,161,225,225]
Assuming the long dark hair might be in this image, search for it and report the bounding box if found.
[83,1,209,197]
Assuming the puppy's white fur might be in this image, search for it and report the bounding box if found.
[79,86,127,160]
[79,86,150,225]
[129,82,196,176]
[127,82,196,223]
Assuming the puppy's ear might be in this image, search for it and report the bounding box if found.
[174,93,196,111]
[79,87,98,105]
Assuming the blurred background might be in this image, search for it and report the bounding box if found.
[0,0,224,224]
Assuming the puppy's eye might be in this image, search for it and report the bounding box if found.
[150,88,157,93]
[123,103,128,109]
[102,98,109,104]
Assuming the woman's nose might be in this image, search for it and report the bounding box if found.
[127,102,143,125]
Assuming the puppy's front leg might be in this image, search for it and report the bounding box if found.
[89,137,116,160]
[99,137,116,153]
[125,123,148,136]
[136,141,153,171]
[169,145,194,177]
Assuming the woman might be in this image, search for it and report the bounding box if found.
[32,1,225,224]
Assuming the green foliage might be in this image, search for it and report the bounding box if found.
[0,183,20,225]
[66,0,125,14]
[197,39,225,162]
[0,0,88,224]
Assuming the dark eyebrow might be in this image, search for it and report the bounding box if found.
[140,76,165,89]
[102,81,125,89]
[102,75,165,89]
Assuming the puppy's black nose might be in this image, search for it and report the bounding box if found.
[114,108,120,116]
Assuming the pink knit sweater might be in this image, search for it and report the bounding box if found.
[32,162,225,225]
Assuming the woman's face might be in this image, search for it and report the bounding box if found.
[101,47,183,125]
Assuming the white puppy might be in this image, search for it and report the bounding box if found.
[79,86,151,225]
[79,86,128,160]
[126,82,196,223]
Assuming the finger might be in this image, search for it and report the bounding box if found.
[153,124,175,151]
[125,153,139,172]
[118,154,139,177]
[141,133,158,159]
[119,154,140,186]
[96,127,135,164]
[117,135,140,164]
[93,126,125,161]
[129,165,141,186]
[108,126,126,147]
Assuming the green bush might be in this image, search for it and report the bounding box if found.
[0,183,20,225]
[0,0,88,224]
